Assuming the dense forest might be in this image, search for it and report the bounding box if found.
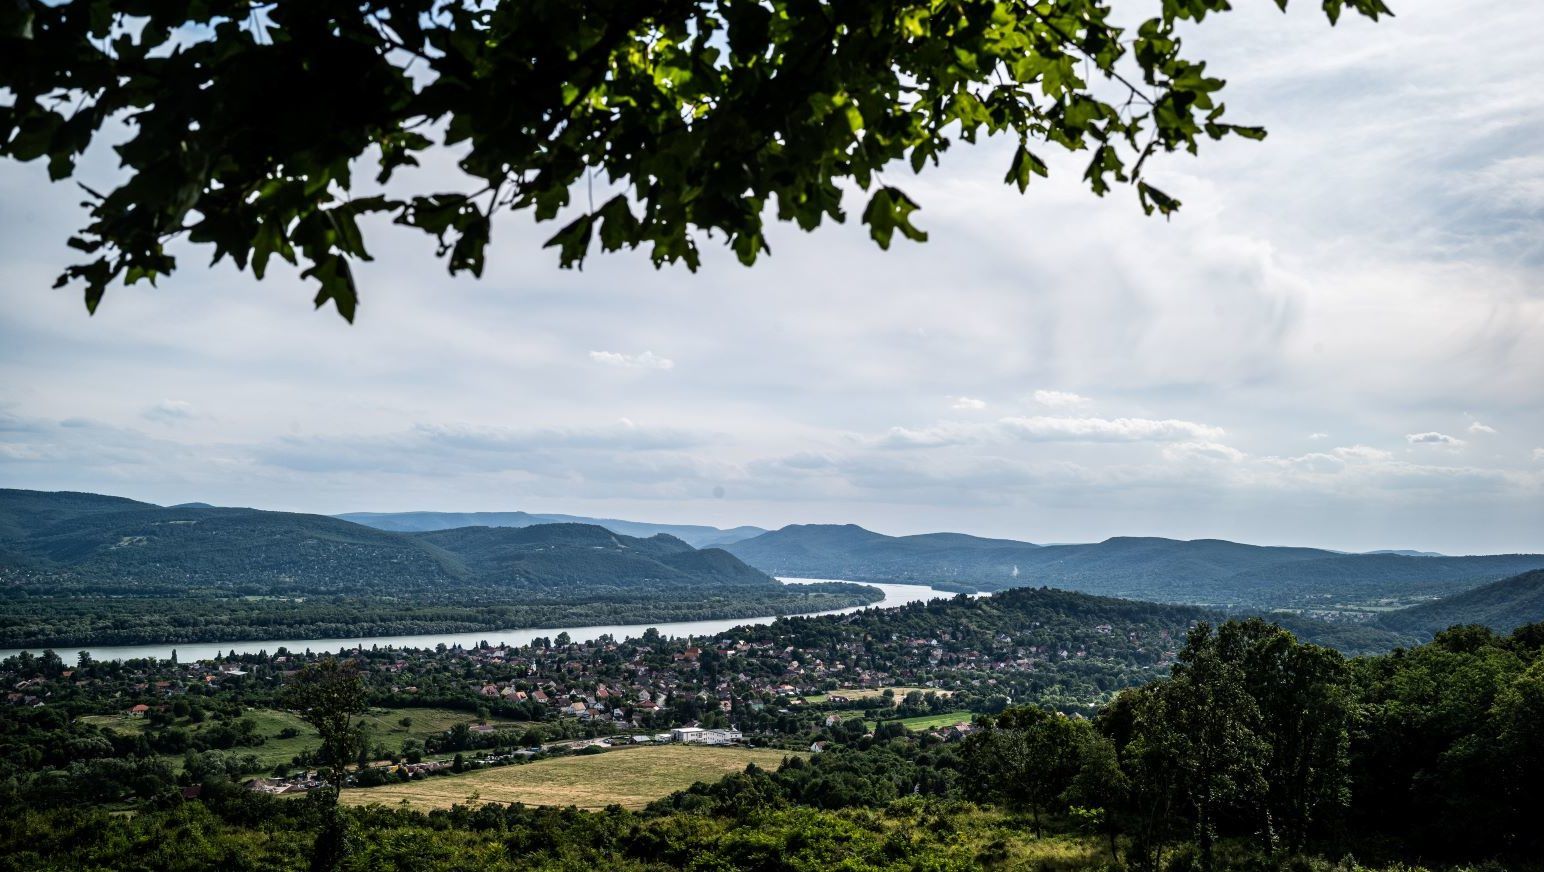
[0,490,880,647]
[724,524,1544,609]
[1374,568,1544,636]
[5,489,1534,650]
[0,489,780,597]
[0,587,877,649]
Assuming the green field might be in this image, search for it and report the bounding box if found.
[869,710,976,731]
[340,744,801,810]
[82,707,531,771]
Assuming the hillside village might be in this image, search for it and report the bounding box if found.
[2,588,1196,800]
[10,589,1188,723]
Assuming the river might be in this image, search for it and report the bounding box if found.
[0,579,969,663]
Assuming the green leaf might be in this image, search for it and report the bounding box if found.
[543,214,595,268]
[305,255,360,323]
[1004,144,1050,193]
[1137,181,1182,218]
[862,187,928,251]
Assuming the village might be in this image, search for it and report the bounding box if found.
[2,593,1186,803]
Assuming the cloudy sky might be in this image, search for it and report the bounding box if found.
[2,1,1541,554]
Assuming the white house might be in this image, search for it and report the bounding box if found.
[670,726,705,743]
[673,726,743,745]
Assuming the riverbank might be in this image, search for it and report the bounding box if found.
[0,579,968,662]
[0,579,880,654]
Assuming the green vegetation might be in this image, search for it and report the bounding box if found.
[1375,568,1544,636]
[725,524,1544,610]
[880,711,975,731]
[2,0,1386,318]
[82,707,527,773]
[342,745,799,810]
[0,489,881,647]
[1,596,1539,869]
[803,686,951,705]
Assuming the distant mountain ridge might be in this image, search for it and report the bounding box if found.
[721,524,1544,610]
[1375,569,1544,637]
[0,489,780,597]
[336,510,766,548]
[410,523,776,592]
[1366,549,1445,558]
[7,488,1540,619]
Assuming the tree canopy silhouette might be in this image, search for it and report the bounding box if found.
[1,0,1388,320]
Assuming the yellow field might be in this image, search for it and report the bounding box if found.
[802,686,954,705]
[340,744,800,811]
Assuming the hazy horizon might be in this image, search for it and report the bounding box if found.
[3,483,1528,558]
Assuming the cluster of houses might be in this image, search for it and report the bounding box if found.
[5,656,275,713]
[247,773,327,795]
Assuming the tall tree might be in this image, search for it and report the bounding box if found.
[1,0,1388,319]
[1113,623,1268,872]
[282,658,368,872]
[964,705,1093,836]
[1227,618,1351,855]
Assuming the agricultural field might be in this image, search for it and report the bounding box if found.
[81,706,531,771]
[340,744,801,810]
[801,686,954,705]
[870,711,976,732]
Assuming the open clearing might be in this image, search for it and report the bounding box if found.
[340,744,800,810]
[867,710,976,731]
[82,707,531,771]
[802,686,953,705]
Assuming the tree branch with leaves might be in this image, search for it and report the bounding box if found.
[1,0,1389,320]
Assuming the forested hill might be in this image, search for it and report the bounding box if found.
[0,489,779,597]
[1375,568,1544,637]
[723,524,1544,609]
[737,583,1408,659]
[0,492,460,596]
[0,490,884,648]
[412,524,778,592]
[338,509,766,548]
[0,489,156,545]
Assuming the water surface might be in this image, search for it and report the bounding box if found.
[0,579,967,663]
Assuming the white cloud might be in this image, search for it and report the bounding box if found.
[2,0,1543,553]
[1308,432,1329,440]
[1162,441,1247,463]
[1333,445,1394,462]
[1406,432,1465,447]
[1468,421,1497,435]
[867,414,1226,449]
[1032,390,1091,409]
[588,350,674,370]
[869,424,977,450]
[999,416,1225,443]
[950,396,987,411]
[143,400,197,423]
[1533,448,1544,463]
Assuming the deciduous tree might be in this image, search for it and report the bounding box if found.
[1,0,1387,319]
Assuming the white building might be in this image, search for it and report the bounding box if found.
[673,726,743,745]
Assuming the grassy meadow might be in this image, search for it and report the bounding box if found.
[339,744,801,810]
[866,710,976,732]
